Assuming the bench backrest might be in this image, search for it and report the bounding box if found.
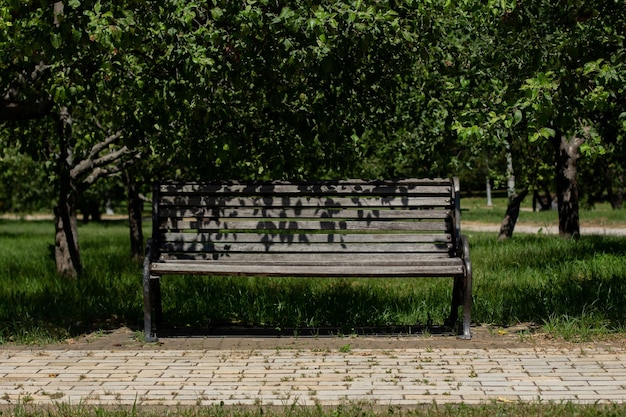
[151,178,461,262]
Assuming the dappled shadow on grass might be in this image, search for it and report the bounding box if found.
[1,269,457,343]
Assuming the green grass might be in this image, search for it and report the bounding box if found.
[1,204,625,344]
[3,402,626,417]
[462,195,625,227]
[467,232,626,337]
[0,219,141,344]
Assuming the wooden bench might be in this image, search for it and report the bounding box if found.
[142,178,472,341]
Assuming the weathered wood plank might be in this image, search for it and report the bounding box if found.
[158,195,452,209]
[161,232,453,244]
[158,219,451,232]
[157,241,452,253]
[150,262,465,277]
[158,207,453,220]
[159,179,453,196]
[157,252,458,262]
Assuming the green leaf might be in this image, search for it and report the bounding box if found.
[51,33,62,49]
[211,7,223,20]
[530,127,555,142]
[278,7,294,21]
[540,127,555,138]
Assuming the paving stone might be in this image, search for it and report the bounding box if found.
[2,346,626,406]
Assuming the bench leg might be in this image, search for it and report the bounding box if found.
[150,277,162,327]
[459,235,473,340]
[142,248,159,342]
[448,274,472,339]
[142,239,158,342]
[142,276,155,343]
[143,276,161,342]
[447,275,462,327]
[459,272,472,340]
[448,237,473,339]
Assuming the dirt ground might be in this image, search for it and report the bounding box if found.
[6,323,624,352]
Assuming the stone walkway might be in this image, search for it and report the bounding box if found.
[2,346,625,407]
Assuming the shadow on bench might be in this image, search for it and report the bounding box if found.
[143,178,472,342]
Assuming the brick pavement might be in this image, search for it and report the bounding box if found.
[1,346,625,407]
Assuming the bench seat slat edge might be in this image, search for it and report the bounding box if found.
[150,263,465,277]
[158,196,453,208]
[158,242,452,253]
[159,219,452,232]
[158,207,453,220]
[157,253,459,262]
[161,232,453,244]
[159,180,453,195]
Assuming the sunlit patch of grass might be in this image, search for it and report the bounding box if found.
[543,312,615,342]
[462,196,624,227]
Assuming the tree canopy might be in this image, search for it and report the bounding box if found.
[1,0,625,275]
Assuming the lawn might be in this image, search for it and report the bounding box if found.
[1,197,625,343]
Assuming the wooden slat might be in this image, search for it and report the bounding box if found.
[158,207,453,220]
[158,219,451,232]
[159,179,453,196]
[149,179,465,279]
[158,196,452,209]
[150,262,465,277]
[158,241,452,253]
[160,232,453,244]
[157,253,462,263]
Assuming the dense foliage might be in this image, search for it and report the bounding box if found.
[1,1,625,273]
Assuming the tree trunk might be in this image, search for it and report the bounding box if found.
[54,197,81,277]
[54,107,82,277]
[553,131,582,239]
[498,188,529,240]
[126,170,144,259]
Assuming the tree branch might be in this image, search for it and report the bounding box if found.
[70,144,129,179]
[69,131,124,178]
[91,145,131,169]
[87,130,123,161]
[80,151,142,187]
